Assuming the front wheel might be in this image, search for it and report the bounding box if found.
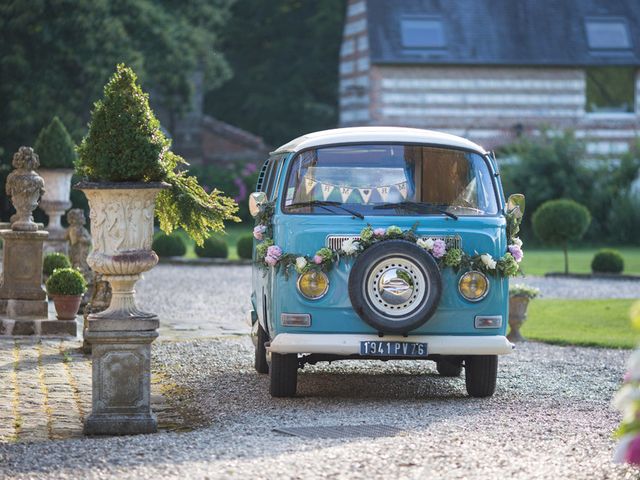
[465,355,497,398]
[254,324,269,374]
[270,353,298,397]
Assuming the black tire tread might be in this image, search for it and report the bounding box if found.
[254,324,269,374]
[270,353,298,397]
[465,355,497,398]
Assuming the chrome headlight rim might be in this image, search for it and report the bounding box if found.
[458,270,490,302]
[296,270,330,300]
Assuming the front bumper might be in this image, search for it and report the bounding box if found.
[267,334,514,356]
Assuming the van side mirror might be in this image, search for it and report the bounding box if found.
[249,191,268,217]
[507,194,525,219]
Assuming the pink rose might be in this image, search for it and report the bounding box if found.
[266,245,282,260]
[264,255,278,267]
[508,244,524,263]
[373,228,385,237]
[253,225,267,240]
[626,436,640,465]
[432,239,446,259]
[313,255,323,265]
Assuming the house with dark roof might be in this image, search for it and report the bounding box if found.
[154,72,269,166]
[339,0,640,157]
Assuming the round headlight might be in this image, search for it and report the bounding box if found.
[458,271,489,302]
[297,271,329,300]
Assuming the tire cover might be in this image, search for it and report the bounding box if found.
[348,240,442,334]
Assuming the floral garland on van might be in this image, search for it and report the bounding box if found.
[253,201,524,278]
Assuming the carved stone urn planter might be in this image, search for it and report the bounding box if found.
[507,295,531,342]
[39,169,74,253]
[78,181,167,435]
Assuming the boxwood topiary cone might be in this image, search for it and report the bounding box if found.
[34,117,77,169]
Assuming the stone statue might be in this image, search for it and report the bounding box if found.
[65,209,92,279]
[6,147,45,231]
[81,272,112,353]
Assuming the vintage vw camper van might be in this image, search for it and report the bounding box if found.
[248,127,524,399]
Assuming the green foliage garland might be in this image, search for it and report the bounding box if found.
[251,202,524,280]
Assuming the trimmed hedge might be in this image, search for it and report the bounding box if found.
[43,252,71,276]
[591,249,624,274]
[236,235,254,259]
[195,236,228,258]
[152,233,187,257]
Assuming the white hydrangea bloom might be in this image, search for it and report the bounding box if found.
[295,257,307,272]
[417,238,435,250]
[480,254,497,270]
[513,237,523,247]
[341,238,361,255]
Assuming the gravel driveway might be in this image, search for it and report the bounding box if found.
[0,337,637,479]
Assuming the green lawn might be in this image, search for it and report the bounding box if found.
[180,223,252,260]
[521,299,638,349]
[521,247,640,276]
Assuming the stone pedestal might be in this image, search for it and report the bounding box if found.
[83,317,158,435]
[0,229,48,317]
[507,295,530,343]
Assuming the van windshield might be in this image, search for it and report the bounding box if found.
[283,144,498,216]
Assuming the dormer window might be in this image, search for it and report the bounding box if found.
[400,16,446,49]
[585,18,632,50]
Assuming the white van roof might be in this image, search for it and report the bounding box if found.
[272,126,487,155]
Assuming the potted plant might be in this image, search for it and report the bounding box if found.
[76,64,237,435]
[46,267,87,320]
[508,284,540,342]
[43,252,71,281]
[34,117,77,242]
[75,64,238,320]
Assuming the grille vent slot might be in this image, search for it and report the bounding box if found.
[326,235,461,251]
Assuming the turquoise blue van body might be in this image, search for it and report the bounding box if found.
[250,146,508,340]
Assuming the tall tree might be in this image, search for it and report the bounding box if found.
[0,0,233,158]
[205,0,346,146]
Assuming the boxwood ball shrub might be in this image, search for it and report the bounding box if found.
[43,252,72,276]
[532,199,591,274]
[591,249,624,274]
[46,268,87,296]
[75,64,239,245]
[34,117,77,169]
[236,235,254,259]
[152,233,187,258]
[195,236,228,258]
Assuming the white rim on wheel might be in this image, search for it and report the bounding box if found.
[364,257,429,318]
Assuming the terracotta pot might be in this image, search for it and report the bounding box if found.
[507,295,531,342]
[39,169,74,235]
[52,294,82,320]
[77,182,168,320]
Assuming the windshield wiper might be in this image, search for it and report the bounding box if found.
[287,200,365,220]
[373,201,458,220]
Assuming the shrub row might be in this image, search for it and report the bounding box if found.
[152,232,255,259]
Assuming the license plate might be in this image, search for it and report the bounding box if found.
[359,341,428,357]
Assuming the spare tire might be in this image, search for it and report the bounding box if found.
[348,240,442,334]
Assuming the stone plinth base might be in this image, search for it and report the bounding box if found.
[0,317,78,337]
[0,229,48,306]
[7,299,48,318]
[84,326,158,436]
[84,412,157,436]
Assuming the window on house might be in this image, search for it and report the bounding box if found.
[400,17,445,49]
[585,18,631,50]
[586,67,636,113]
